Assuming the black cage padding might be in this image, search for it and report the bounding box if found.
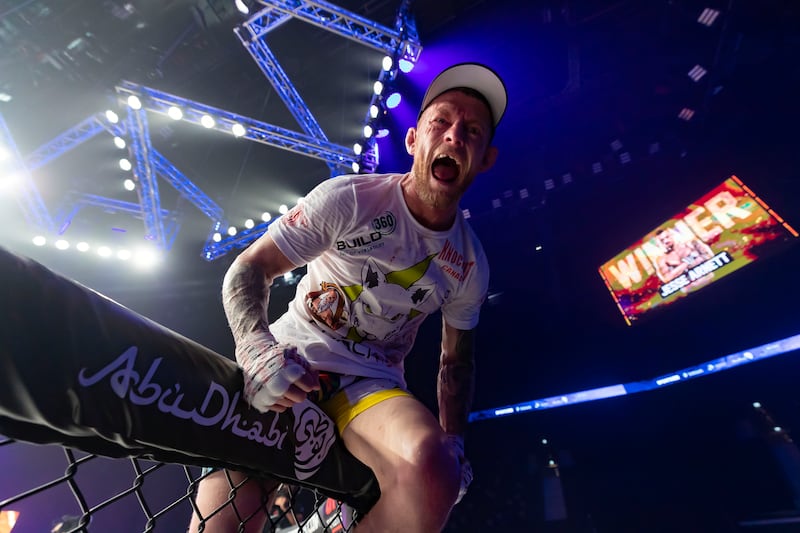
[0,247,379,513]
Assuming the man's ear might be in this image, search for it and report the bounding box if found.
[478,146,499,173]
[405,127,417,156]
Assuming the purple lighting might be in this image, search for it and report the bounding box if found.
[398,59,414,73]
[386,92,402,109]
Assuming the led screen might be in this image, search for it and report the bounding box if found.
[599,176,797,325]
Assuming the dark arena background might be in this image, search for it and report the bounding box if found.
[1,0,800,532]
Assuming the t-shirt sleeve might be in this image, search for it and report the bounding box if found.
[267,176,355,266]
[441,248,490,330]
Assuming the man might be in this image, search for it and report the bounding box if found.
[655,227,714,283]
[190,62,506,533]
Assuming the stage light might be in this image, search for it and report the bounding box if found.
[97,246,112,257]
[544,179,555,190]
[382,56,393,71]
[386,92,401,109]
[352,162,360,173]
[774,426,783,432]
[678,108,695,121]
[542,438,548,445]
[113,136,126,149]
[119,158,132,171]
[0,172,20,192]
[201,115,215,128]
[32,235,46,246]
[562,173,573,185]
[127,95,142,110]
[213,232,222,242]
[688,64,707,82]
[536,245,543,251]
[231,123,246,137]
[0,145,10,161]
[123,178,135,191]
[55,239,70,250]
[76,242,90,252]
[244,218,254,229]
[134,248,159,268]
[235,0,249,14]
[592,162,603,174]
[363,124,373,138]
[105,110,119,123]
[752,401,762,408]
[369,104,379,119]
[375,129,389,138]
[373,81,383,95]
[227,225,237,236]
[698,8,720,26]
[117,249,132,261]
[462,208,471,219]
[353,142,363,155]
[278,204,288,214]
[620,152,632,164]
[261,212,272,222]
[0,92,11,102]
[398,59,414,73]
[167,106,183,120]
[610,139,623,151]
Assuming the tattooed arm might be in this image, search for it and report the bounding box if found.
[438,321,476,436]
[222,234,318,412]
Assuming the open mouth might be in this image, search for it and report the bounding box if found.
[431,155,460,182]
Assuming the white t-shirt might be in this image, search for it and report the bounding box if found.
[268,173,489,388]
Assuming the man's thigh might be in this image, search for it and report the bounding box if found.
[340,394,445,480]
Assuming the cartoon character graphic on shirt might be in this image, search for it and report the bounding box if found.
[305,254,438,346]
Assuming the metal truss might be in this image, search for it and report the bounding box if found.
[126,107,168,250]
[4,1,421,261]
[0,112,55,233]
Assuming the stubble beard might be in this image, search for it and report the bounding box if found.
[410,159,460,211]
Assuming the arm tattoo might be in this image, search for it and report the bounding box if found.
[438,328,476,436]
[221,260,273,344]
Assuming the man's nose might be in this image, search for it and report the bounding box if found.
[445,122,467,145]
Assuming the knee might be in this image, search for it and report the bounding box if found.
[397,430,460,503]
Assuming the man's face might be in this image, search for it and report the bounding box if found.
[658,231,675,252]
[405,90,498,210]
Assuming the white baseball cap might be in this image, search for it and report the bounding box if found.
[419,62,507,128]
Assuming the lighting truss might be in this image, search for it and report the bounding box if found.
[0,112,55,233]
[4,0,422,261]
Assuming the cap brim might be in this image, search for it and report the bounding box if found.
[419,62,507,127]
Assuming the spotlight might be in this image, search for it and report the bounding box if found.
[261,212,272,222]
[544,179,555,190]
[363,124,373,138]
[105,110,119,123]
[117,249,132,261]
[167,106,183,120]
[375,129,390,139]
[382,56,393,71]
[698,8,720,26]
[134,248,159,268]
[227,225,237,236]
[688,65,707,82]
[235,0,249,14]
[201,115,215,128]
[386,92,401,109]
[32,235,46,246]
[398,59,414,73]
[278,204,288,214]
[113,136,126,149]
[373,81,383,95]
[352,161,360,173]
[244,218,255,229]
[678,108,695,121]
[592,162,603,174]
[212,232,222,242]
[127,95,142,110]
[76,242,90,252]
[123,178,136,191]
[97,246,112,257]
[353,142,363,155]
[231,123,246,137]
[55,239,70,250]
[119,158,132,171]
[370,104,380,118]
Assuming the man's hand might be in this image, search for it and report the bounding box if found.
[236,331,320,412]
[445,433,473,504]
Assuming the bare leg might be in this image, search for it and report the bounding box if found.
[188,470,278,533]
[341,396,461,533]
